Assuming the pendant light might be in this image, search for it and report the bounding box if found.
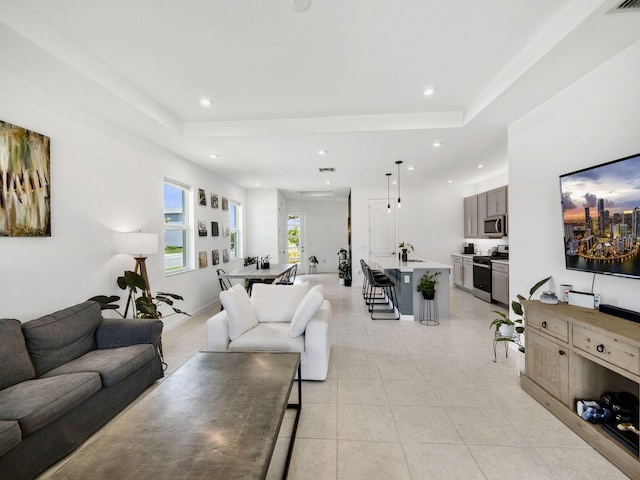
[386,173,392,212]
[395,160,403,208]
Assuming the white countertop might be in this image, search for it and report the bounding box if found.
[371,256,451,272]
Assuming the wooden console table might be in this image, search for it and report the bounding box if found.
[49,352,301,479]
[521,301,640,478]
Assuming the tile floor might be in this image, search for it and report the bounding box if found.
[41,273,630,479]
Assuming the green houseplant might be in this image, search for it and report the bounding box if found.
[337,248,351,286]
[416,271,441,299]
[398,242,414,261]
[490,276,551,351]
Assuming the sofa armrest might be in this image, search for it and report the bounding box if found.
[205,311,231,351]
[302,300,332,380]
[95,318,163,350]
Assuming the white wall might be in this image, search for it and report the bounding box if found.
[245,189,279,261]
[509,40,640,312]
[0,78,245,326]
[285,198,348,274]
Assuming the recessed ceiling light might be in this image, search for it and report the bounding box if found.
[477,164,484,169]
[200,98,213,107]
[318,149,328,155]
[255,182,261,186]
[423,87,435,96]
[408,166,415,171]
[392,180,397,185]
[433,142,441,147]
[448,179,453,184]
[325,181,332,185]
[209,153,219,159]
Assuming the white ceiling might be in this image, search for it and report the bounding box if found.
[2,0,640,198]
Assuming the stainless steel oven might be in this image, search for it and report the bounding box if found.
[472,256,492,303]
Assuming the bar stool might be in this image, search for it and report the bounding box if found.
[363,264,400,320]
[360,260,388,305]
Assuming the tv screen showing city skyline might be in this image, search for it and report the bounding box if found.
[560,152,640,279]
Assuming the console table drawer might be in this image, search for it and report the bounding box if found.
[527,313,569,343]
[573,324,640,375]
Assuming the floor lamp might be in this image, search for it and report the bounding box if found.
[115,232,159,318]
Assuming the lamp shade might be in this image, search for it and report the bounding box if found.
[114,232,159,256]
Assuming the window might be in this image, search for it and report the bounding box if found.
[229,200,242,259]
[164,180,192,273]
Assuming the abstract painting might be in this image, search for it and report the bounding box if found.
[0,121,51,237]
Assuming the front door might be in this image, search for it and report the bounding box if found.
[287,212,305,272]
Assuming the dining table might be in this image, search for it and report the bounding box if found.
[222,263,295,284]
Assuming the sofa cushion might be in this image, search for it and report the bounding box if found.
[0,319,35,390]
[41,344,155,388]
[289,286,325,338]
[229,323,304,353]
[0,373,101,436]
[0,420,21,456]
[251,282,310,323]
[21,301,103,376]
[220,284,258,340]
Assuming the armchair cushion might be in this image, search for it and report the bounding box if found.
[289,286,325,338]
[0,319,35,390]
[220,284,258,340]
[251,282,310,322]
[95,318,163,350]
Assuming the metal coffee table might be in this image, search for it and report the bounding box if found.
[48,352,301,480]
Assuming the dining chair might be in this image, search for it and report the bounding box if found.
[276,264,297,285]
[216,269,232,311]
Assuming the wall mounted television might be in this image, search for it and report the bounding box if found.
[560,152,640,279]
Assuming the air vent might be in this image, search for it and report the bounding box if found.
[615,0,640,10]
[318,167,335,173]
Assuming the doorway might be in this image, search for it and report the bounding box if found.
[369,198,397,260]
[287,212,305,273]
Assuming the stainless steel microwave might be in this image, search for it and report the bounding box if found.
[483,215,507,237]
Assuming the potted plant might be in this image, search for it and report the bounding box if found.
[261,255,271,269]
[416,271,440,299]
[398,242,414,262]
[337,248,351,286]
[490,276,551,351]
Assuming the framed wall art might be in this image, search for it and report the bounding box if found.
[211,221,219,236]
[198,251,208,268]
[221,197,229,211]
[211,193,219,209]
[212,249,220,265]
[198,188,206,206]
[0,120,51,237]
[198,221,207,236]
[223,248,229,263]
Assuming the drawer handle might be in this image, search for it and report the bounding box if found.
[596,344,605,353]
[541,321,547,329]
[559,350,566,356]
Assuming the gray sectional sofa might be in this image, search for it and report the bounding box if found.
[0,301,164,480]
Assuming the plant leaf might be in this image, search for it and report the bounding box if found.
[157,292,184,301]
[529,276,551,298]
[512,301,524,316]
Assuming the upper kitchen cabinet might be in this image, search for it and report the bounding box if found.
[487,186,508,216]
[463,195,478,237]
[464,186,508,238]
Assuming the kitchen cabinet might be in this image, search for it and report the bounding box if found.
[463,195,478,237]
[463,186,507,238]
[491,261,508,305]
[522,301,640,479]
[487,186,508,216]
[452,255,473,292]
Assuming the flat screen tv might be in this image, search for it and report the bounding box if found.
[560,152,640,279]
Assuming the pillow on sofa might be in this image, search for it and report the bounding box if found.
[0,319,35,390]
[289,286,325,338]
[251,282,310,322]
[220,284,258,340]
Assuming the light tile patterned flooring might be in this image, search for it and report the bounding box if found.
[42,274,630,479]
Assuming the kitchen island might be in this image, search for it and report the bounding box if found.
[370,257,451,321]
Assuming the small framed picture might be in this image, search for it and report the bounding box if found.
[212,250,220,265]
[223,249,229,263]
[211,193,219,209]
[198,221,207,236]
[221,197,229,211]
[211,221,219,236]
[222,223,230,237]
[198,251,208,268]
[198,188,206,206]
